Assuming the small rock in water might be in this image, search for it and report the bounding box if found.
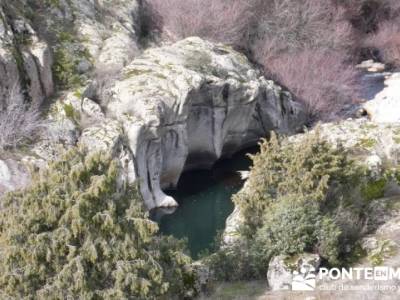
[356,60,386,73]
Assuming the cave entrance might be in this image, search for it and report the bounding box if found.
[150,145,259,259]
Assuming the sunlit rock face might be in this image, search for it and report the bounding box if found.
[0,6,53,106]
[364,73,400,124]
[106,37,306,209]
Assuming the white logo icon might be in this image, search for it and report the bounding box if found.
[292,265,316,291]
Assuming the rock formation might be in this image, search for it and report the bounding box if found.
[105,37,306,209]
[1,1,306,210]
[0,5,53,106]
[0,0,142,196]
[0,0,142,106]
[0,36,306,209]
[0,158,30,195]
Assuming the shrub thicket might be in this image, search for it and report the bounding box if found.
[251,0,359,121]
[262,50,359,121]
[366,21,400,68]
[236,132,364,238]
[207,131,388,281]
[146,0,253,49]
[252,0,355,55]
[337,0,400,33]
[0,149,196,299]
[338,0,400,67]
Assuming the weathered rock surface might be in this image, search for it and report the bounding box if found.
[0,0,143,110]
[358,195,400,267]
[0,158,31,197]
[105,37,306,209]
[223,193,247,245]
[356,60,386,73]
[0,89,117,195]
[364,73,400,123]
[71,0,142,69]
[0,5,53,106]
[79,121,136,191]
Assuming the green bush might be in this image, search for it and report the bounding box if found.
[206,241,269,282]
[208,131,387,280]
[240,132,369,265]
[0,148,195,299]
[52,46,85,89]
[235,131,363,238]
[254,197,342,265]
[361,177,387,201]
[52,31,93,89]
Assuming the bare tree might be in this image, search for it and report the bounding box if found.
[146,0,253,48]
[249,0,359,122]
[367,21,400,68]
[336,0,400,33]
[0,83,45,150]
[252,0,355,60]
[264,49,360,121]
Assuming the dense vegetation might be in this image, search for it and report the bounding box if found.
[0,149,196,299]
[206,131,389,281]
[1,1,399,297]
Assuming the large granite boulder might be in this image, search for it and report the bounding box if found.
[0,36,306,210]
[105,37,306,209]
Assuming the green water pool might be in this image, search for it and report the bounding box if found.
[151,148,256,258]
